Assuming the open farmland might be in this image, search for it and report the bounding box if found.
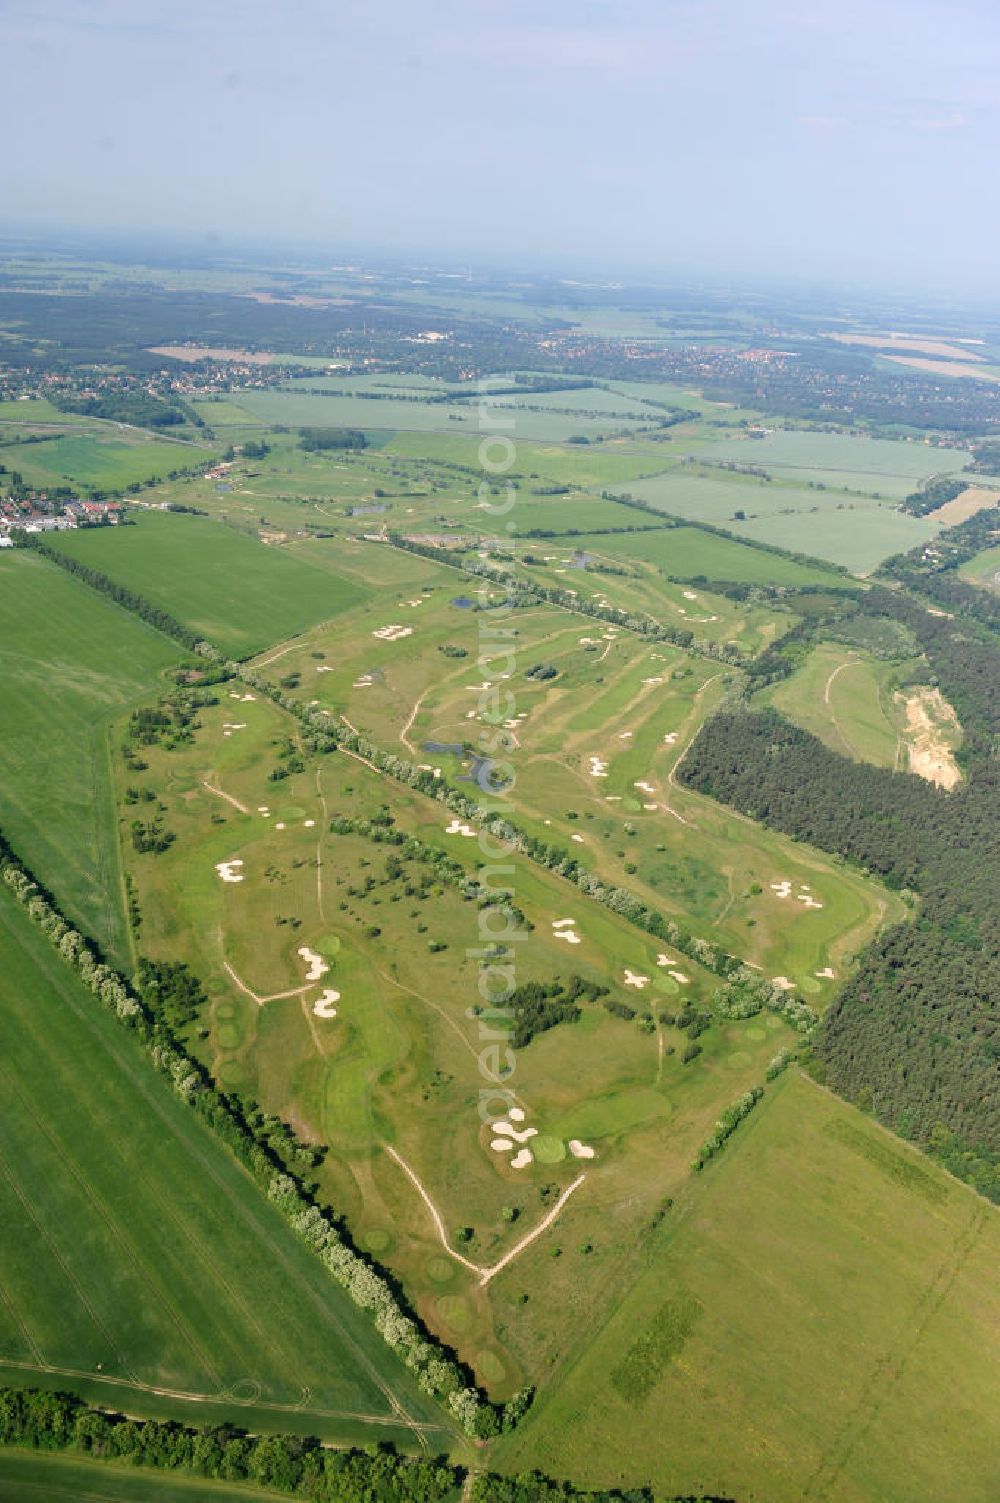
[616,468,943,572]
[0,1451,319,1503]
[496,1070,1000,1503]
[0,883,451,1448]
[0,551,183,964]
[48,512,368,658]
[3,433,214,493]
[695,428,969,497]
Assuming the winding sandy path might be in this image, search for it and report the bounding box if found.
[399,692,426,756]
[385,1146,586,1286]
[223,961,312,1007]
[201,780,250,815]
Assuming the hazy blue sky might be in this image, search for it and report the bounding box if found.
[3,0,998,289]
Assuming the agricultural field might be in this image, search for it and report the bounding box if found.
[0,1450,300,1502]
[0,550,183,964]
[694,428,969,498]
[48,512,368,658]
[0,883,451,1449]
[495,1069,1000,1503]
[3,432,214,493]
[616,467,943,573]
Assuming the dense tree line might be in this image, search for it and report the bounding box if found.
[899,473,968,516]
[680,706,1000,1198]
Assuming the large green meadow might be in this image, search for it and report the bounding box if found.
[497,1070,1000,1503]
[0,551,182,963]
[49,512,368,657]
[0,883,450,1449]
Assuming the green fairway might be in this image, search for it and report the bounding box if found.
[0,883,450,1448]
[48,512,369,657]
[0,551,182,964]
[495,1071,1000,1503]
[765,642,905,767]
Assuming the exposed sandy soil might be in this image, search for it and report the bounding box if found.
[825,331,985,362]
[935,486,1000,527]
[900,687,962,789]
[147,345,276,363]
[882,355,999,382]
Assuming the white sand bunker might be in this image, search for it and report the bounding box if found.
[298,946,329,982]
[656,953,677,967]
[372,624,413,641]
[797,893,824,909]
[554,927,582,945]
[770,880,792,898]
[215,860,244,883]
[643,802,658,810]
[683,590,698,600]
[509,1106,526,1122]
[642,676,664,686]
[223,721,247,732]
[772,976,796,991]
[354,673,374,688]
[491,1137,514,1153]
[313,989,340,1018]
[316,664,333,673]
[304,818,316,828]
[510,1149,534,1170]
[571,833,585,844]
[552,918,576,929]
[492,1120,538,1146]
[669,971,690,985]
[618,730,633,740]
[569,1140,596,1159]
[588,755,608,777]
[625,969,650,989]
[579,636,596,645]
[634,780,656,795]
[445,818,476,837]
[815,967,836,979]
[275,821,286,831]
[663,731,678,745]
[238,693,255,702]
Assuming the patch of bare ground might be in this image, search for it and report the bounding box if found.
[825,331,985,362]
[897,687,962,789]
[935,486,1000,527]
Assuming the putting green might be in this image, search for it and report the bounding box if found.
[437,1295,472,1332]
[426,1256,455,1284]
[533,1134,568,1164]
[476,1349,507,1385]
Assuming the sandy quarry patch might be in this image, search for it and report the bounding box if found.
[569,1139,596,1159]
[825,331,986,362]
[148,344,277,363]
[313,989,340,1018]
[935,486,1000,527]
[298,946,329,982]
[883,354,999,382]
[899,687,962,789]
[215,859,244,883]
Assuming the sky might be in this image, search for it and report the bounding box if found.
[3,0,999,291]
